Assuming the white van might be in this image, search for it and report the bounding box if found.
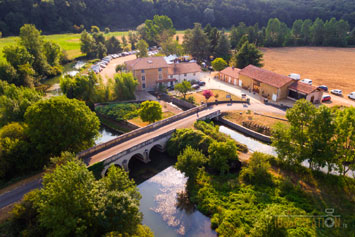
[348,92,355,100]
[288,73,300,80]
[300,79,312,85]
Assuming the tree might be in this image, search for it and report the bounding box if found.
[310,18,325,46]
[80,30,96,58]
[91,25,100,33]
[3,45,34,70]
[128,31,138,50]
[334,107,355,176]
[121,35,129,51]
[235,42,263,68]
[43,41,62,67]
[105,36,122,54]
[24,156,145,236]
[175,81,192,100]
[214,32,231,60]
[136,40,148,58]
[113,72,138,100]
[202,90,213,102]
[183,23,210,62]
[19,24,51,77]
[208,140,238,174]
[104,27,110,34]
[301,19,312,45]
[0,80,41,126]
[161,37,183,56]
[0,62,18,85]
[236,34,249,50]
[139,101,163,123]
[24,96,100,158]
[207,27,220,56]
[211,58,228,71]
[265,18,285,47]
[175,146,208,181]
[292,19,303,45]
[140,15,176,45]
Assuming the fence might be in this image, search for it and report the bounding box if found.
[207,98,250,106]
[78,104,207,158]
[158,93,196,110]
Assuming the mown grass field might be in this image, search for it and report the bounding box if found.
[262,47,355,96]
[0,31,186,62]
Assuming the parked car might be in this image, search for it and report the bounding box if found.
[192,84,200,90]
[330,89,342,96]
[348,92,355,100]
[288,73,300,80]
[300,79,312,85]
[198,81,206,86]
[318,85,328,91]
[321,95,331,102]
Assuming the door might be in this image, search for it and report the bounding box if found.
[239,80,242,87]
[272,94,277,101]
[234,79,237,85]
[228,77,231,83]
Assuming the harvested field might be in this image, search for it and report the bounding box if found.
[262,47,355,96]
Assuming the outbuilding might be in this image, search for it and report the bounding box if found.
[287,81,323,104]
[218,67,241,86]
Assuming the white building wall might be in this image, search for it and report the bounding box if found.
[169,72,201,84]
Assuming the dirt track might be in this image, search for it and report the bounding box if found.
[99,54,136,84]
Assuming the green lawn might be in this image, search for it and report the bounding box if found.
[0,31,132,62]
[0,30,187,62]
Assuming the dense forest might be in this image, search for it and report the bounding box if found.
[1,0,355,36]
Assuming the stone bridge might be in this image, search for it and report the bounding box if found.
[80,105,221,177]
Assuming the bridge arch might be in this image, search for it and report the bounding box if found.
[128,153,147,170]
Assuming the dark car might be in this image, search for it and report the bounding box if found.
[191,84,200,90]
[321,95,331,102]
[198,81,206,86]
[318,85,328,91]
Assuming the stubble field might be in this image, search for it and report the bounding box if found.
[262,47,355,96]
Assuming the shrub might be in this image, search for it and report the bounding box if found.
[208,141,239,175]
[186,96,196,104]
[166,129,213,157]
[96,103,140,121]
[240,152,273,186]
[175,146,208,179]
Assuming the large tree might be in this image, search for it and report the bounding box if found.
[24,96,100,158]
[136,39,148,58]
[11,155,148,236]
[214,32,231,60]
[139,101,163,123]
[113,72,138,100]
[183,23,210,62]
[234,42,263,68]
[105,36,122,54]
[140,15,176,46]
[208,141,238,175]
[211,58,227,71]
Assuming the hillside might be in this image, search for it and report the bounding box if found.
[1,0,355,36]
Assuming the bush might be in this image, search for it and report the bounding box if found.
[240,152,273,186]
[208,141,239,175]
[166,129,213,157]
[175,146,208,179]
[186,96,196,104]
[96,103,140,121]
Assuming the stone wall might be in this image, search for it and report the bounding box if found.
[218,117,272,143]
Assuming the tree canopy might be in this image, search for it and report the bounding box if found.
[139,101,163,124]
[24,96,100,158]
[175,81,192,100]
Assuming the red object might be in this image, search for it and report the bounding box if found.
[322,95,331,102]
[203,90,213,101]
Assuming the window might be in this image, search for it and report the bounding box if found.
[159,74,162,80]
[193,73,196,76]
[142,76,145,81]
[142,83,146,89]
[184,73,187,77]
[141,69,145,73]
[169,75,173,79]
[158,68,162,72]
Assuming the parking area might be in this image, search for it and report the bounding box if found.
[99,54,137,84]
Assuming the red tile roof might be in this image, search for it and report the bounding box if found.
[125,56,168,70]
[289,81,319,94]
[168,62,201,75]
[220,67,240,79]
[240,65,293,88]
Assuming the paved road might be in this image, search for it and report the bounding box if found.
[0,178,41,209]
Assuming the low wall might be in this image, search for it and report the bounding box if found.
[158,93,196,110]
[78,104,208,158]
[97,112,139,132]
[207,99,250,106]
[265,101,292,111]
[218,117,272,143]
[253,112,288,122]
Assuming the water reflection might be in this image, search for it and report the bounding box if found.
[138,166,216,237]
[95,126,121,145]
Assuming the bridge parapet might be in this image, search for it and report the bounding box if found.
[78,104,207,159]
